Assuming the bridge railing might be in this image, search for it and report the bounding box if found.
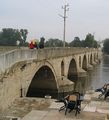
[0,47,98,73]
[0,49,37,73]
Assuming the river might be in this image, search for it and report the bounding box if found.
[87,55,109,90]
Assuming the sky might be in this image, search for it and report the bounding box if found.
[0,0,109,43]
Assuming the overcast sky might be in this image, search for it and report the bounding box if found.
[0,0,109,42]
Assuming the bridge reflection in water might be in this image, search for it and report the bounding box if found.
[87,55,109,90]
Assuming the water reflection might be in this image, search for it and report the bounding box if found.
[87,55,109,90]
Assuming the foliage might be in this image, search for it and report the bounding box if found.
[0,28,100,48]
[20,29,28,45]
[45,35,99,48]
[68,33,99,48]
[69,37,81,47]
[103,38,109,54]
[0,28,28,46]
[45,38,64,47]
[84,33,94,48]
[81,33,98,48]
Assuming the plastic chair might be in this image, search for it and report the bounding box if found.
[104,84,109,100]
[58,92,82,116]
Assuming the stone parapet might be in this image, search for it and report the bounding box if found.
[0,47,100,73]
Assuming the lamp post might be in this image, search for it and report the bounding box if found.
[59,4,69,47]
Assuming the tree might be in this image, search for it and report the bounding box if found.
[81,40,86,47]
[0,28,21,45]
[20,29,28,45]
[93,40,98,48]
[69,37,81,47]
[83,33,99,48]
[45,38,63,47]
[84,33,95,48]
[0,28,28,46]
[103,38,109,54]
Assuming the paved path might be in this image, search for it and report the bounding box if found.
[21,91,109,120]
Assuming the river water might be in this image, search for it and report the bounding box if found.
[87,55,109,90]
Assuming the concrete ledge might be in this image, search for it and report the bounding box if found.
[78,69,87,77]
[58,76,74,93]
[21,110,49,120]
[87,64,93,71]
[49,101,64,109]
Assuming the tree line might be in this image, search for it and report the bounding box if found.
[45,33,99,48]
[45,34,109,55]
[0,28,28,46]
[0,28,109,54]
[103,39,109,54]
[0,28,98,48]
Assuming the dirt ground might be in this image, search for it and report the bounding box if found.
[0,93,108,120]
[0,97,52,120]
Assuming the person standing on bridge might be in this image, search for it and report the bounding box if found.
[39,37,45,49]
[29,41,34,49]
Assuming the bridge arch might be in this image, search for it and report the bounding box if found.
[82,55,87,71]
[79,56,81,67]
[90,54,93,65]
[97,53,98,59]
[68,58,77,81]
[26,61,58,98]
[94,53,96,61]
[61,60,64,76]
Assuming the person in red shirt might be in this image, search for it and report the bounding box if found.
[29,41,34,49]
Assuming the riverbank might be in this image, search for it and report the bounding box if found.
[0,90,109,120]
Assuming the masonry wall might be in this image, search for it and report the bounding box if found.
[0,48,102,111]
[0,48,100,73]
[0,68,20,111]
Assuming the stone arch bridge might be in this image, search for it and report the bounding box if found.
[0,47,102,110]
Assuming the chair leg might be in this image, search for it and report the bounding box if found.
[65,107,68,115]
[75,110,77,116]
[59,105,65,112]
[75,107,81,116]
[98,94,103,98]
[68,109,73,113]
[104,95,107,100]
